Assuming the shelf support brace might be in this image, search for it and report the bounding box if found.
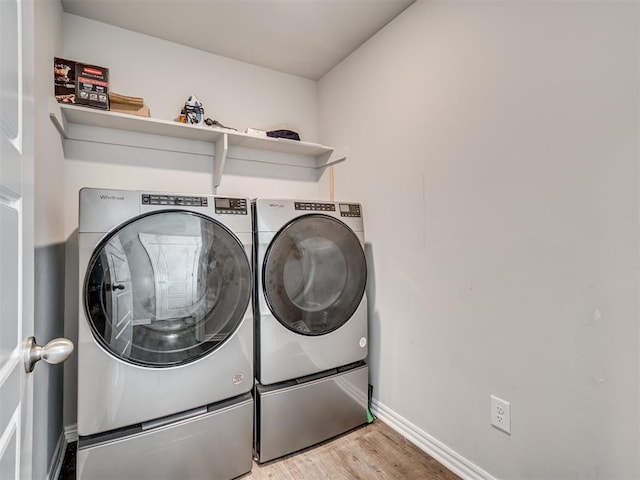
[48,98,68,138]
[321,155,347,169]
[213,133,228,189]
[317,146,347,170]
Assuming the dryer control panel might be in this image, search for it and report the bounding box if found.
[293,201,361,217]
[214,197,248,215]
[142,193,208,207]
[294,201,336,212]
[339,203,361,218]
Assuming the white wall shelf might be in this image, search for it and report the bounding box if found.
[49,100,345,188]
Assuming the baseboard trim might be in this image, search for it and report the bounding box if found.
[46,431,66,480]
[371,399,496,480]
[64,423,78,443]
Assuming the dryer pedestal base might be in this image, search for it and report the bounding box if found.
[77,393,253,480]
[255,362,368,463]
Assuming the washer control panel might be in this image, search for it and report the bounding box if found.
[339,203,361,218]
[142,194,208,207]
[214,197,248,215]
[294,201,336,212]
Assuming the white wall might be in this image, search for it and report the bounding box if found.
[62,14,318,140]
[59,13,326,427]
[61,13,325,202]
[34,1,66,478]
[319,1,639,478]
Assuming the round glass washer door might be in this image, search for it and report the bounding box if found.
[84,210,251,368]
[263,214,367,336]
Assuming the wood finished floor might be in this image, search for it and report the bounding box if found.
[59,420,461,480]
[243,420,461,480]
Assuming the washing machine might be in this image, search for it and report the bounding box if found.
[76,188,254,480]
[253,198,369,463]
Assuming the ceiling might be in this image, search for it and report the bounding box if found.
[60,0,416,80]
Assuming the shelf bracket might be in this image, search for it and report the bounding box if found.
[322,155,347,169]
[213,133,228,188]
[317,147,347,170]
[48,98,67,138]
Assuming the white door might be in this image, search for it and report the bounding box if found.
[1,1,71,479]
[0,0,35,477]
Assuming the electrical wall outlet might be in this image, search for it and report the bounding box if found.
[490,395,511,434]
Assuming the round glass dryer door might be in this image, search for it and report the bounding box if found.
[84,211,251,367]
[263,214,367,336]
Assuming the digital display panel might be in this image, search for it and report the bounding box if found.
[339,204,351,212]
[215,198,231,209]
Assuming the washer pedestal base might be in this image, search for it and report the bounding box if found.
[255,362,368,463]
[77,394,253,480]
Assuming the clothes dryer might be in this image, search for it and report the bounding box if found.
[77,188,253,480]
[253,198,369,463]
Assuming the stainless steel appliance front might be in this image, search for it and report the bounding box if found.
[253,198,369,463]
[77,188,254,479]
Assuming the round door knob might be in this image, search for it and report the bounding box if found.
[24,336,74,373]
